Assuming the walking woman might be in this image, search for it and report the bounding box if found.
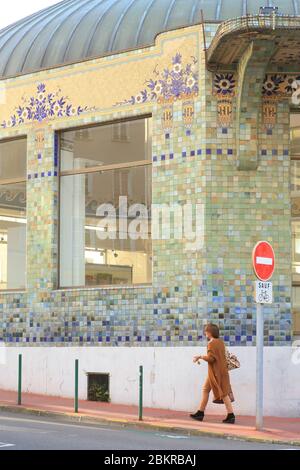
[190,323,236,424]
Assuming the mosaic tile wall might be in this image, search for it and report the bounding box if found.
[203,26,292,346]
[0,24,293,347]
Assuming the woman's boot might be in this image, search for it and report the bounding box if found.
[222,413,235,424]
[190,410,204,421]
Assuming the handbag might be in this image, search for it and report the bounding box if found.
[225,348,240,371]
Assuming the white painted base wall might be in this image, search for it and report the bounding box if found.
[0,346,299,417]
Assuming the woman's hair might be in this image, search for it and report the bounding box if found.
[204,323,220,338]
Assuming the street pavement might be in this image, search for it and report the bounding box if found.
[1,389,299,447]
[0,412,298,450]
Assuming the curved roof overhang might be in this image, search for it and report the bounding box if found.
[207,15,300,172]
[207,14,300,72]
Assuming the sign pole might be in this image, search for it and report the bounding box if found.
[18,354,22,406]
[252,241,275,432]
[256,302,264,430]
[75,359,79,414]
[139,365,143,421]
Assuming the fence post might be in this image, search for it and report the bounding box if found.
[139,365,143,421]
[18,354,22,405]
[75,359,79,413]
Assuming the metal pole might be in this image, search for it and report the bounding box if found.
[18,354,22,406]
[256,303,264,430]
[200,10,208,68]
[139,365,143,421]
[75,359,79,414]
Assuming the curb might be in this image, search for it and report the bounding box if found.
[0,404,300,448]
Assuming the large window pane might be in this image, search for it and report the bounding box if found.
[291,160,300,193]
[292,220,300,281]
[0,182,26,290]
[292,286,300,334]
[60,164,152,288]
[291,118,300,284]
[0,138,27,180]
[61,118,152,171]
[291,114,300,334]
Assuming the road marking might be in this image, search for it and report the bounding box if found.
[0,442,15,448]
[156,434,189,440]
[256,256,272,265]
[0,415,120,432]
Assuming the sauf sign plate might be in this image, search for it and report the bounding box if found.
[255,281,273,304]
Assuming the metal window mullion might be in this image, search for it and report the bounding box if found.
[60,160,152,177]
[0,177,26,185]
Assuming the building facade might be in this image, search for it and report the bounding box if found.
[0,0,299,416]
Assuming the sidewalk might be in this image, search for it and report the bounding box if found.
[0,389,299,446]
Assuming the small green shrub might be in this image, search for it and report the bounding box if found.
[88,383,110,403]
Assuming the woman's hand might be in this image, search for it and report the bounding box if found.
[193,355,202,363]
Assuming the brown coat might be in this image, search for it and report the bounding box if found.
[203,338,234,404]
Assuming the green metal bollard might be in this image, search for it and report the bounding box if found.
[18,354,22,406]
[75,359,79,414]
[139,365,143,421]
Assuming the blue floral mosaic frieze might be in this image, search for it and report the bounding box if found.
[262,74,300,98]
[115,53,199,106]
[213,73,236,96]
[211,73,300,99]
[1,83,95,129]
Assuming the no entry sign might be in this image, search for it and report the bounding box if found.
[252,241,275,281]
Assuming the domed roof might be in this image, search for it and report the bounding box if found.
[0,0,298,79]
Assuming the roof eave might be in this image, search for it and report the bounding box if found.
[207,14,300,72]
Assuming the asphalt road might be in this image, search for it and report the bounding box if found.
[0,411,298,451]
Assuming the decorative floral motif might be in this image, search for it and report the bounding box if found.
[217,98,233,128]
[213,73,236,128]
[35,130,45,151]
[262,100,277,129]
[213,73,236,96]
[262,74,300,98]
[161,105,173,132]
[262,75,285,97]
[0,189,26,208]
[285,76,300,94]
[1,83,93,129]
[261,74,300,128]
[115,53,198,106]
[182,101,194,129]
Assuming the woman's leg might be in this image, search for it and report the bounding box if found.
[223,395,234,414]
[198,376,211,411]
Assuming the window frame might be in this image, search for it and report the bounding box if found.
[291,112,300,288]
[290,112,300,334]
[0,134,27,292]
[57,115,153,290]
[291,159,300,287]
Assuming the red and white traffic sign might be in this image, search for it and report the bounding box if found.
[252,241,275,281]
